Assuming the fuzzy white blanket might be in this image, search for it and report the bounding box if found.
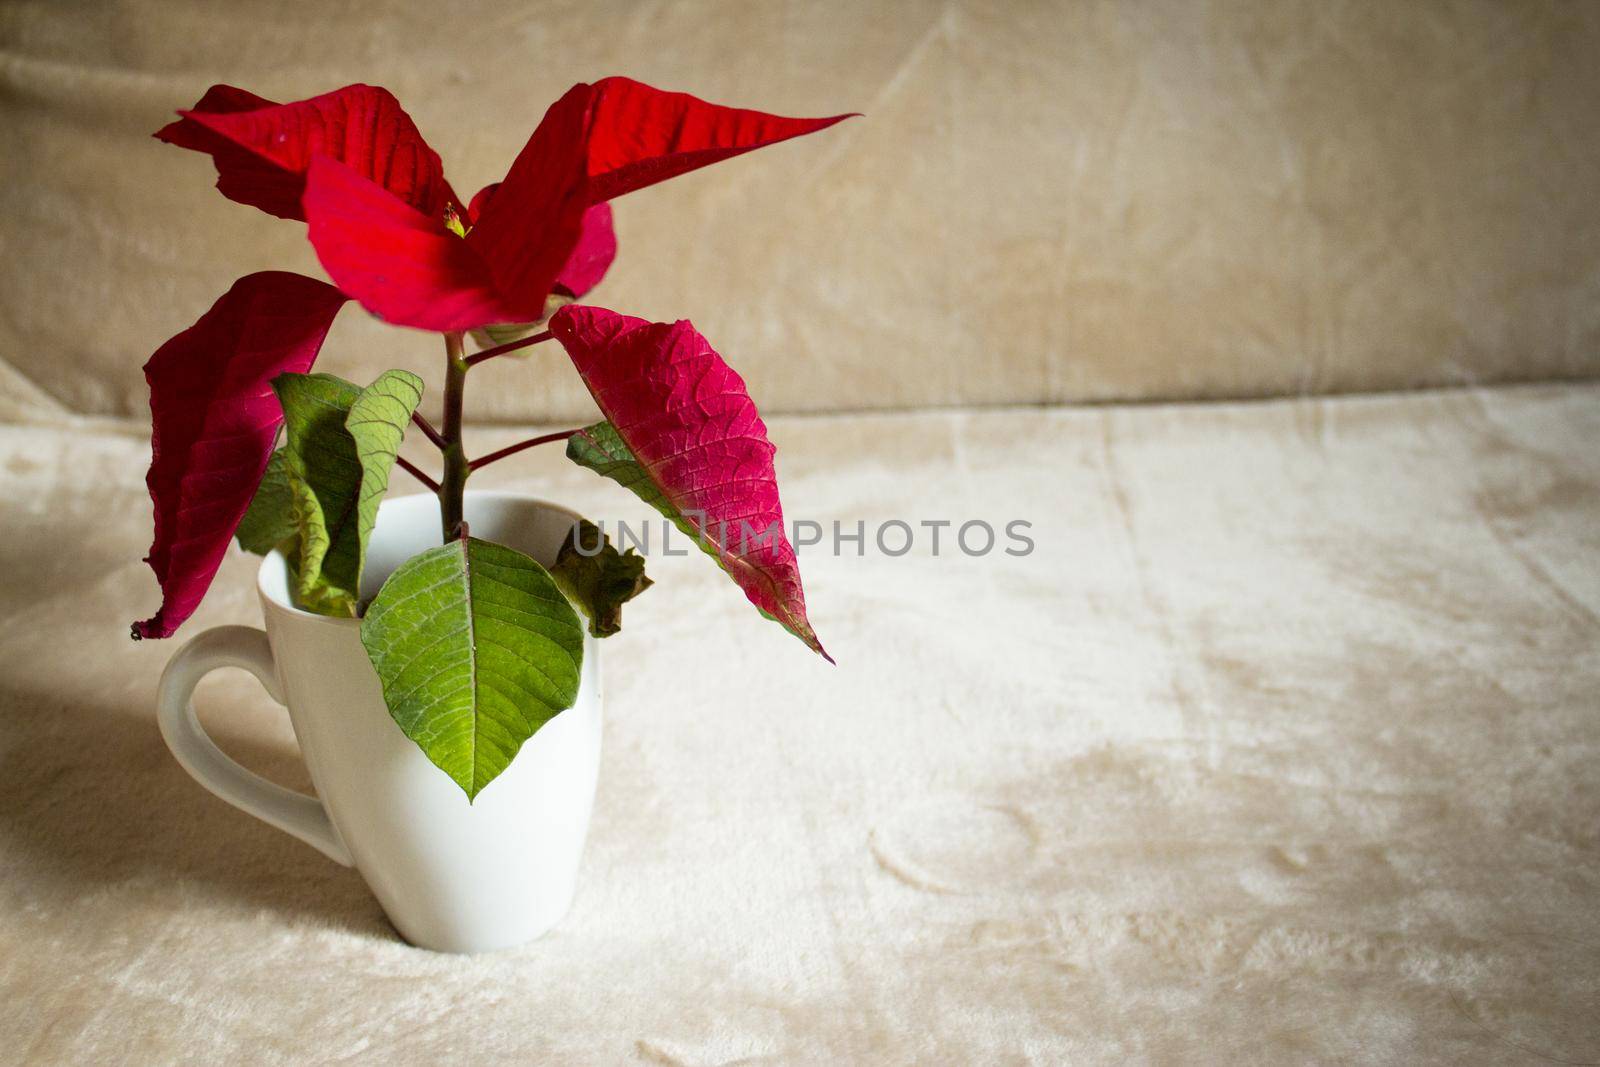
[2,386,1597,1064]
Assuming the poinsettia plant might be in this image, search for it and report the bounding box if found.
[135,77,846,798]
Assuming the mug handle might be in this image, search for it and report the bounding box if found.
[156,625,353,866]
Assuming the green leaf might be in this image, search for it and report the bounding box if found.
[273,372,364,615]
[270,369,423,616]
[359,537,585,800]
[549,519,652,637]
[345,368,425,568]
[236,448,296,555]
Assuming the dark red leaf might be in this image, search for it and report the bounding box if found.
[468,187,616,300]
[466,182,499,224]
[553,204,616,298]
[134,272,347,639]
[461,85,589,322]
[158,84,277,125]
[577,78,857,203]
[156,83,457,222]
[468,78,852,320]
[303,156,516,332]
[551,304,829,660]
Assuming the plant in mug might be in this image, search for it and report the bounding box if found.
[134,78,845,798]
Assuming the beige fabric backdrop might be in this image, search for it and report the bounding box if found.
[3,0,1600,424]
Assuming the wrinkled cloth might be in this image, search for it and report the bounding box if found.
[5,0,1600,423]
[1,384,1597,1064]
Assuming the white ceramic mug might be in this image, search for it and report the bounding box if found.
[155,492,602,953]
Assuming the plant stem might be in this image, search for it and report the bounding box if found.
[395,456,440,493]
[410,410,447,450]
[437,332,470,541]
[461,329,554,367]
[468,428,582,472]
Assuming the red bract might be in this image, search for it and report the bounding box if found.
[459,80,851,327]
[551,305,830,661]
[134,272,347,639]
[156,84,458,223]
[463,192,614,300]
[161,76,851,330]
[551,205,617,299]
